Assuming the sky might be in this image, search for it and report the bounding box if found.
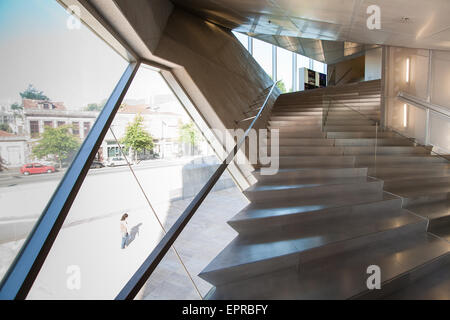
[0,0,128,109]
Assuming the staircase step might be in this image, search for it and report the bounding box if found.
[355,155,447,166]
[276,131,326,138]
[327,131,397,138]
[383,175,450,189]
[270,125,322,132]
[381,255,450,300]
[253,167,368,183]
[206,232,448,299]
[343,146,430,155]
[334,138,413,146]
[243,177,383,203]
[269,119,322,126]
[199,210,427,287]
[326,119,375,125]
[406,200,450,229]
[278,146,343,156]
[324,125,377,132]
[229,192,401,234]
[277,156,356,168]
[369,163,450,180]
[265,138,334,146]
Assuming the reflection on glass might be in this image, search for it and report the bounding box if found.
[277,47,293,93]
[0,0,127,283]
[253,38,273,77]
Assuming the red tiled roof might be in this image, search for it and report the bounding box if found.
[23,98,66,110]
[0,130,15,137]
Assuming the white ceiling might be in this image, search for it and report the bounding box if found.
[172,0,450,63]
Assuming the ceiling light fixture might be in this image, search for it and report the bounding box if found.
[405,57,410,83]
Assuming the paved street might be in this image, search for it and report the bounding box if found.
[0,156,248,299]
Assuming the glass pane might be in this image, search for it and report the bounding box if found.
[26,64,244,299]
[277,47,293,93]
[313,60,326,74]
[0,0,128,283]
[232,31,248,51]
[252,38,272,77]
[137,172,248,300]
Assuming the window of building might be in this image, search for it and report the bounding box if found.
[0,0,128,287]
[252,38,273,77]
[57,121,65,127]
[72,122,80,136]
[277,47,293,93]
[84,122,91,137]
[30,120,39,137]
[43,121,53,129]
[232,31,248,50]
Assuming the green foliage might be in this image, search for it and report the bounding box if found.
[20,84,50,101]
[276,80,287,93]
[0,123,12,133]
[10,102,23,111]
[32,125,80,168]
[179,121,201,155]
[121,114,154,161]
[179,122,200,146]
[84,103,104,112]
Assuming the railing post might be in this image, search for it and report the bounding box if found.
[425,108,430,145]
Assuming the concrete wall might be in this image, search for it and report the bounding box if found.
[95,4,279,186]
[365,47,382,81]
[327,55,365,85]
[152,8,278,184]
[383,46,450,153]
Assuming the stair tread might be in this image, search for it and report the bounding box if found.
[208,233,449,299]
[200,209,424,278]
[246,176,376,193]
[407,201,450,220]
[382,257,450,300]
[231,192,399,222]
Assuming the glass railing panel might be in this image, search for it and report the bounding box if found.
[134,179,248,300]
[429,111,450,155]
[0,0,128,283]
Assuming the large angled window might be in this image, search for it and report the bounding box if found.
[252,38,273,78]
[26,64,247,299]
[0,0,128,283]
[277,47,293,93]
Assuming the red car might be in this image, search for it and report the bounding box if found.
[20,163,56,175]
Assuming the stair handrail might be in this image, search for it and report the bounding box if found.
[116,80,280,299]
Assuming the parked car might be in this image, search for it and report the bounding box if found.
[20,163,56,175]
[106,157,128,167]
[90,161,105,169]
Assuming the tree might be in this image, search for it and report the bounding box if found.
[84,103,103,112]
[0,123,12,133]
[32,125,80,168]
[20,84,50,101]
[121,114,154,162]
[10,102,23,111]
[276,80,287,93]
[179,121,201,155]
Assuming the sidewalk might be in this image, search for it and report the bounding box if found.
[0,187,248,299]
